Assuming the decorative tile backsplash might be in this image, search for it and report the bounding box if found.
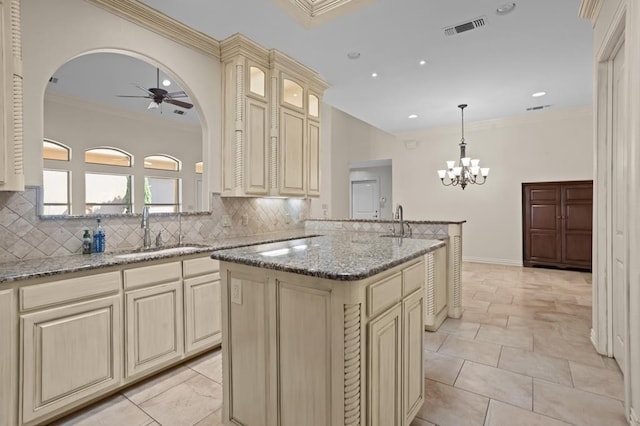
[0,187,309,263]
[304,219,451,240]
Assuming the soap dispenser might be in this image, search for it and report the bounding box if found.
[93,217,105,253]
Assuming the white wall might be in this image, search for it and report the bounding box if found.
[21,0,222,201]
[44,93,202,213]
[322,105,593,265]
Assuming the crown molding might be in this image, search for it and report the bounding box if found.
[269,50,329,91]
[578,0,602,26]
[220,33,270,66]
[85,0,220,58]
[272,0,376,29]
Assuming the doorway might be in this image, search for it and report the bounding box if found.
[351,178,380,219]
[348,159,393,220]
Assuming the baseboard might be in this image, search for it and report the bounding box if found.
[590,328,598,349]
[462,256,524,267]
[630,407,639,426]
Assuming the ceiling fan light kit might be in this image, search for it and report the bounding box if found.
[437,104,490,190]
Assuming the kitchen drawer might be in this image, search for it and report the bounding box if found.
[20,271,121,312]
[402,261,424,297]
[183,257,219,278]
[367,272,402,318]
[124,261,181,290]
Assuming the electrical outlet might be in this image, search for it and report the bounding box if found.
[222,215,231,227]
[284,213,291,224]
[241,214,248,226]
[231,280,242,304]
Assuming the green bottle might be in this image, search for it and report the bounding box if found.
[82,229,92,254]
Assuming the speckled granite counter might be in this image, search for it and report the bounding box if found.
[0,230,316,284]
[211,233,445,281]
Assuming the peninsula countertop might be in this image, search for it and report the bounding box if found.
[211,233,445,281]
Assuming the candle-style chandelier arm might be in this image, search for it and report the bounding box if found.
[436,104,490,190]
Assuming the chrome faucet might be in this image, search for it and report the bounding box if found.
[141,206,151,249]
[395,204,404,237]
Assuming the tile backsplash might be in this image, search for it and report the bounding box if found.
[0,187,309,263]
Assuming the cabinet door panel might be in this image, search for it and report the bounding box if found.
[125,281,183,378]
[280,109,305,196]
[0,290,15,426]
[368,304,402,426]
[246,99,269,195]
[307,121,320,196]
[22,296,121,423]
[185,273,221,354]
[403,291,424,422]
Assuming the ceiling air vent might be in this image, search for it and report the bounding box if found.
[526,104,551,111]
[173,109,185,115]
[49,77,59,84]
[444,16,487,36]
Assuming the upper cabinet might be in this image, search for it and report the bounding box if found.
[0,0,24,191]
[220,35,327,198]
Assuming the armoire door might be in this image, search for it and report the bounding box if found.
[523,180,592,270]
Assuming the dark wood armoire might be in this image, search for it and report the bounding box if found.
[522,180,593,270]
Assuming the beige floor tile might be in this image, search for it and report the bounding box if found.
[424,330,448,352]
[53,394,153,426]
[460,310,509,327]
[570,361,625,400]
[455,361,532,409]
[485,399,572,426]
[534,379,626,426]
[410,417,436,426]
[186,348,223,383]
[195,408,223,425]
[423,350,464,385]
[473,290,514,304]
[463,283,500,294]
[554,302,591,320]
[439,335,502,367]
[533,330,605,368]
[122,364,197,405]
[440,318,481,339]
[498,346,572,387]
[488,303,547,318]
[416,379,489,426]
[139,374,223,426]
[602,355,624,372]
[463,298,491,312]
[476,324,533,350]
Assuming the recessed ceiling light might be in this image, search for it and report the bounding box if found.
[419,60,426,66]
[347,51,361,60]
[162,79,171,87]
[371,72,378,78]
[532,91,547,97]
[496,2,516,15]
[408,114,418,119]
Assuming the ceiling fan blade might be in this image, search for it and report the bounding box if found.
[116,95,153,98]
[165,99,194,109]
[135,85,155,96]
[166,91,187,98]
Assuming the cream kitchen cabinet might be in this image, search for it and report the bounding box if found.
[220,34,327,198]
[219,256,425,426]
[424,245,448,331]
[183,257,222,354]
[0,0,25,192]
[0,289,16,426]
[19,271,122,425]
[123,261,184,380]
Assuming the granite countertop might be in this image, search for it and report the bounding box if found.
[211,233,445,281]
[0,230,314,284]
[306,218,467,224]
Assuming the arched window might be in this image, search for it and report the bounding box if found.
[43,139,70,161]
[85,147,132,167]
[144,154,180,171]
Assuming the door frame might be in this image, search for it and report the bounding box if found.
[592,1,631,417]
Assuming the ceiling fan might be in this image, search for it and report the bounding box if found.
[117,68,193,110]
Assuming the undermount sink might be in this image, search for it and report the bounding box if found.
[114,246,203,260]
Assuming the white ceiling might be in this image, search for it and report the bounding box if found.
[137,0,594,133]
[49,0,593,134]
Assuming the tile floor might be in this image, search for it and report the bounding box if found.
[54,262,626,426]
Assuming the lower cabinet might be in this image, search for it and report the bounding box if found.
[184,272,222,354]
[0,289,16,426]
[424,245,448,331]
[21,295,122,424]
[125,280,184,379]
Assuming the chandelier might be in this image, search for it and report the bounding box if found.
[437,104,490,189]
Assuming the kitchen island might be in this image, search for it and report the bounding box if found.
[211,234,445,426]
